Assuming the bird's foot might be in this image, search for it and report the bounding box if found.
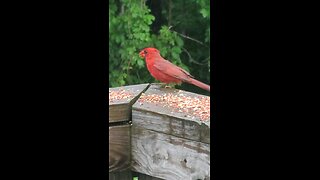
[150,82,166,86]
[163,83,178,89]
[158,83,173,88]
[150,83,177,90]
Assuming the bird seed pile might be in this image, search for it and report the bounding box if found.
[138,91,210,121]
[109,89,134,103]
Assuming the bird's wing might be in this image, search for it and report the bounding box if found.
[153,58,194,82]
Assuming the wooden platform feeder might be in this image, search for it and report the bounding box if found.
[131,84,210,180]
[109,84,149,172]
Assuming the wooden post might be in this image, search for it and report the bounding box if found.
[131,84,210,180]
[109,84,149,172]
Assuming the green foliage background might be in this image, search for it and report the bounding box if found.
[109,0,210,95]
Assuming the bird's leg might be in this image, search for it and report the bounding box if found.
[159,83,169,88]
[150,82,165,86]
[150,82,177,89]
[156,83,172,88]
[150,82,167,90]
[164,83,177,89]
[150,82,166,88]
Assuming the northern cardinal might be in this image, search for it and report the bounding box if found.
[139,47,210,92]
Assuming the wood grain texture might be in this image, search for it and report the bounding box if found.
[109,103,131,123]
[109,84,149,173]
[109,83,149,123]
[109,125,131,172]
[132,110,210,144]
[132,84,210,144]
[131,127,210,180]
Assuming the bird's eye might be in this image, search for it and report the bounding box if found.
[144,50,147,54]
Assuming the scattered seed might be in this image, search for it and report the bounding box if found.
[138,91,210,121]
[109,89,134,103]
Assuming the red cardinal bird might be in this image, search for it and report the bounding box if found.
[139,47,210,92]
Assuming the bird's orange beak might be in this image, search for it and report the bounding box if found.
[139,50,145,58]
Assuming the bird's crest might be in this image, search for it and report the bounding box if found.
[139,47,160,58]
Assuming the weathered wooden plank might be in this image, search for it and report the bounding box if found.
[131,127,210,180]
[132,171,164,180]
[109,84,149,173]
[109,125,131,172]
[143,173,164,180]
[109,83,149,123]
[132,110,210,144]
[132,84,210,144]
[109,103,131,123]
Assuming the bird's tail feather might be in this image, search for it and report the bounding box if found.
[190,78,210,92]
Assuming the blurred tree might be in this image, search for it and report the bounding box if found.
[109,0,210,95]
